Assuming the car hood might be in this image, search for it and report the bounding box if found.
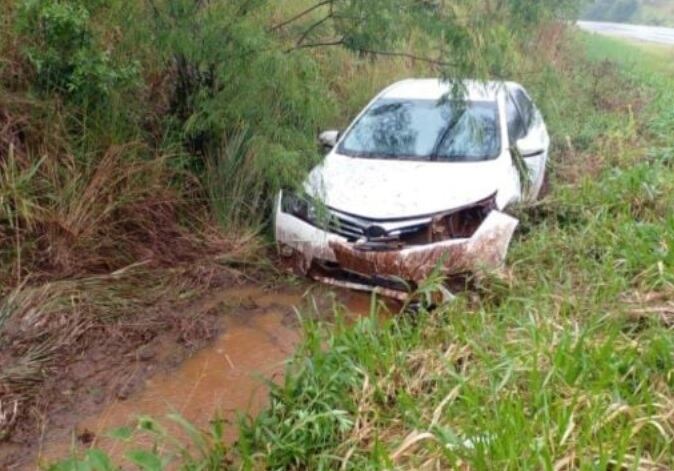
[305,153,506,220]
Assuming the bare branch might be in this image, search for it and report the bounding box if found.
[286,40,455,69]
[295,14,334,48]
[358,49,456,68]
[286,38,345,52]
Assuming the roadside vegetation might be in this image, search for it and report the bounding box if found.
[1,0,582,466]
[2,0,673,469]
[582,0,674,27]
[47,23,674,471]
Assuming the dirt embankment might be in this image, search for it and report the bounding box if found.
[0,265,235,469]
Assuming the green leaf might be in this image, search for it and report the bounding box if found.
[137,416,166,436]
[125,450,163,471]
[106,426,133,441]
[85,449,115,471]
[46,457,86,471]
[167,413,207,453]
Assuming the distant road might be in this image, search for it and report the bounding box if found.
[578,21,674,46]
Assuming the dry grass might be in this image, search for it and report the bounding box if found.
[0,256,262,445]
[0,86,266,448]
[0,93,263,286]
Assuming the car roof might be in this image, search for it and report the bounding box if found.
[380,79,520,102]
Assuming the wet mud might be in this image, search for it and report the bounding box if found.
[18,285,390,469]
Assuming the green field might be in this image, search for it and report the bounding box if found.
[584,34,674,75]
[50,34,674,470]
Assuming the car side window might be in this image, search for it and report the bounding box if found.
[506,94,525,144]
[515,90,535,132]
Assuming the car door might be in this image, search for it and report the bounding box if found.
[506,87,550,201]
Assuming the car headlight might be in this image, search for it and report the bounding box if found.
[281,191,319,224]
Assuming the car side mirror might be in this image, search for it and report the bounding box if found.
[318,130,340,149]
[516,137,544,158]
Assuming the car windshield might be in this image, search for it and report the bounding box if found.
[338,98,501,161]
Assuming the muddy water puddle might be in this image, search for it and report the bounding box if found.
[37,285,394,467]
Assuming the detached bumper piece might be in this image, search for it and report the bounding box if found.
[308,252,419,300]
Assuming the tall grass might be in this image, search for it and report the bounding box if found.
[244,34,674,469]
[0,0,437,450]
[48,33,674,470]
[6,0,670,467]
[0,0,433,278]
[227,34,674,470]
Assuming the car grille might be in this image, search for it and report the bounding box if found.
[326,209,430,243]
[327,214,366,240]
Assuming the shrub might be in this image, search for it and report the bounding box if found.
[583,0,640,22]
[16,0,137,104]
[609,0,640,21]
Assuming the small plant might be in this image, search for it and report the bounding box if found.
[47,414,228,471]
[16,0,137,104]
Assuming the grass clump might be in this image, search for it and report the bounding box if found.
[235,303,672,469]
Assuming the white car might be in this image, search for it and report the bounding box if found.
[275,79,549,297]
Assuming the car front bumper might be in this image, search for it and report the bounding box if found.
[275,199,519,288]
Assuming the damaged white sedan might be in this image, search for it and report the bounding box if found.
[275,79,549,296]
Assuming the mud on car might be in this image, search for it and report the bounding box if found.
[275,79,549,298]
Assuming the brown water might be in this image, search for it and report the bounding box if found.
[37,285,389,467]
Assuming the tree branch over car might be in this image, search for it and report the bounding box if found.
[272,0,583,78]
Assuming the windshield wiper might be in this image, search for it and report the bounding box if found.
[430,108,466,161]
